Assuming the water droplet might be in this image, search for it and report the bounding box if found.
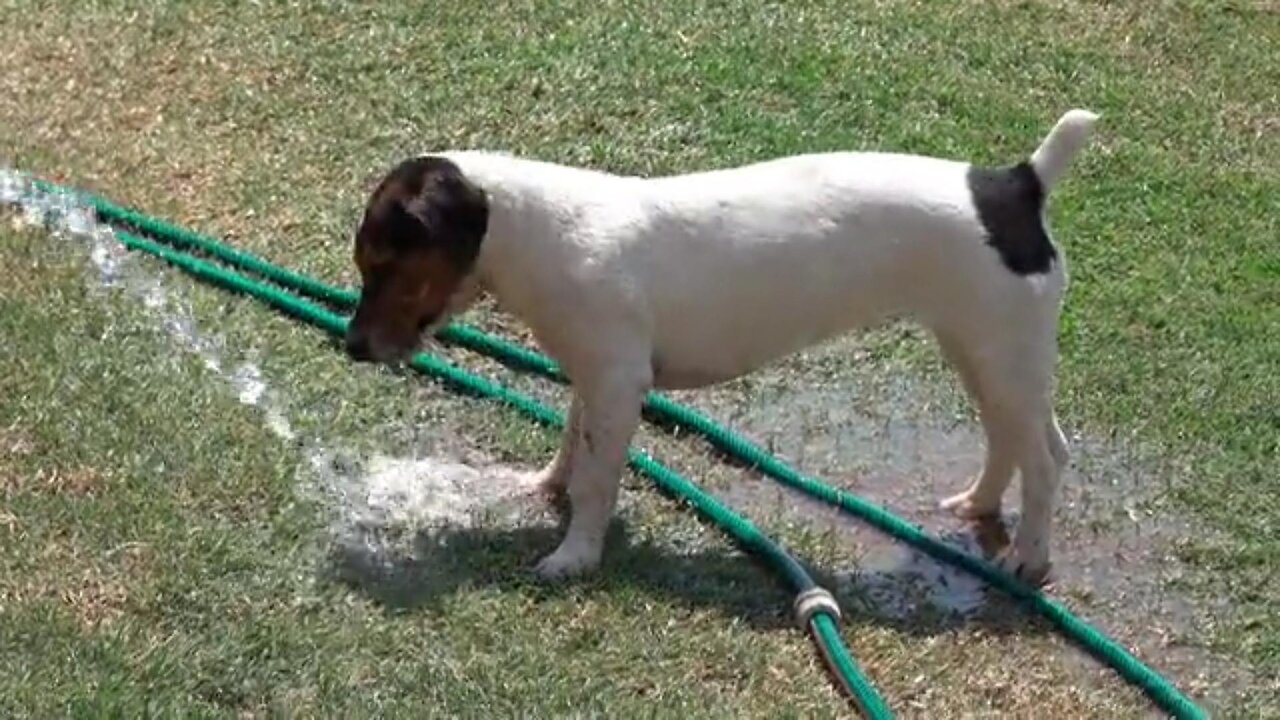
[0,169,26,204]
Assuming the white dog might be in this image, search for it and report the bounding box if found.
[344,109,1099,584]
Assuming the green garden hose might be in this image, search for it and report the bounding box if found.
[15,176,1206,719]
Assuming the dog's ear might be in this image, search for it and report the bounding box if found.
[433,170,489,244]
[401,159,489,267]
[378,194,430,253]
[364,156,489,271]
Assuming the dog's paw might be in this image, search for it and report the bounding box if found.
[512,468,567,506]
[995,544,1052,587]
[940,483,1001,520]
[525,465,569,498]
[534,545,600,581]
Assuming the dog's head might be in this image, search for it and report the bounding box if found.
[345,156,489,363]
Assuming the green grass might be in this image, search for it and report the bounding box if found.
[2,0,1277,717]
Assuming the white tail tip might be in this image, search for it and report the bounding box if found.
[1030,109,1100,191]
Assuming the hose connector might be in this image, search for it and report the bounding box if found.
[794,586,841,628]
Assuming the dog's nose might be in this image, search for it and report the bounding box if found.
[345,331,373,362]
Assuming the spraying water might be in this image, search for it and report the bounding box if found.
[0,167,544,568]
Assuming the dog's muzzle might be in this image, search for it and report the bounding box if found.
[344,328,375,362]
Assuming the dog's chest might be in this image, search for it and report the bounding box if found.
[649,350,743,389]
[639,241,918,389]
[646,319,842,390]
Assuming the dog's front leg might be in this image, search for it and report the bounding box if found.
[535,364,649,579]
[528,394,583,499]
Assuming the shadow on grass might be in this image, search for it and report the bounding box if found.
[326,508,1048,641]
[329,515,789,628]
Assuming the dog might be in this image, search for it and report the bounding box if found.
[344,109,1099,584]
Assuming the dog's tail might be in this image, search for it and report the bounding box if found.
[1030,109,1100,191]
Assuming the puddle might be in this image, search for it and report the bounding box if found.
[673,365,1248,705]
[312,449,557,572]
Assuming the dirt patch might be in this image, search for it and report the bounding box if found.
[0,508,18,535]
[58,566,133,630]
[0,426,36,458]
[39,467,106,497]
[1,466,106,497]
[1,534,154,632]
[64,541,154,631]
[1220,101,1280,144]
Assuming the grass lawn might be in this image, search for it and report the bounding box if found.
[2,1,1276,717]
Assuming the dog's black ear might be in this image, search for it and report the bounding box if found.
[369,156,489,269]
[379,193,431,253]
[410,157,490,267]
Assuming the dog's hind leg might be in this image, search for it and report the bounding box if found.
[937,332,1018,519]
[970,327,1063,585]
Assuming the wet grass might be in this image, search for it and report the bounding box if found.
[2,0,1278,716]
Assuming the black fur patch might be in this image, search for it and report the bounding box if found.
[366,155,489,269]
[966,161,1056,275]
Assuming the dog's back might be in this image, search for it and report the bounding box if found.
[446,110,1098,390]
[631,152,991,382]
